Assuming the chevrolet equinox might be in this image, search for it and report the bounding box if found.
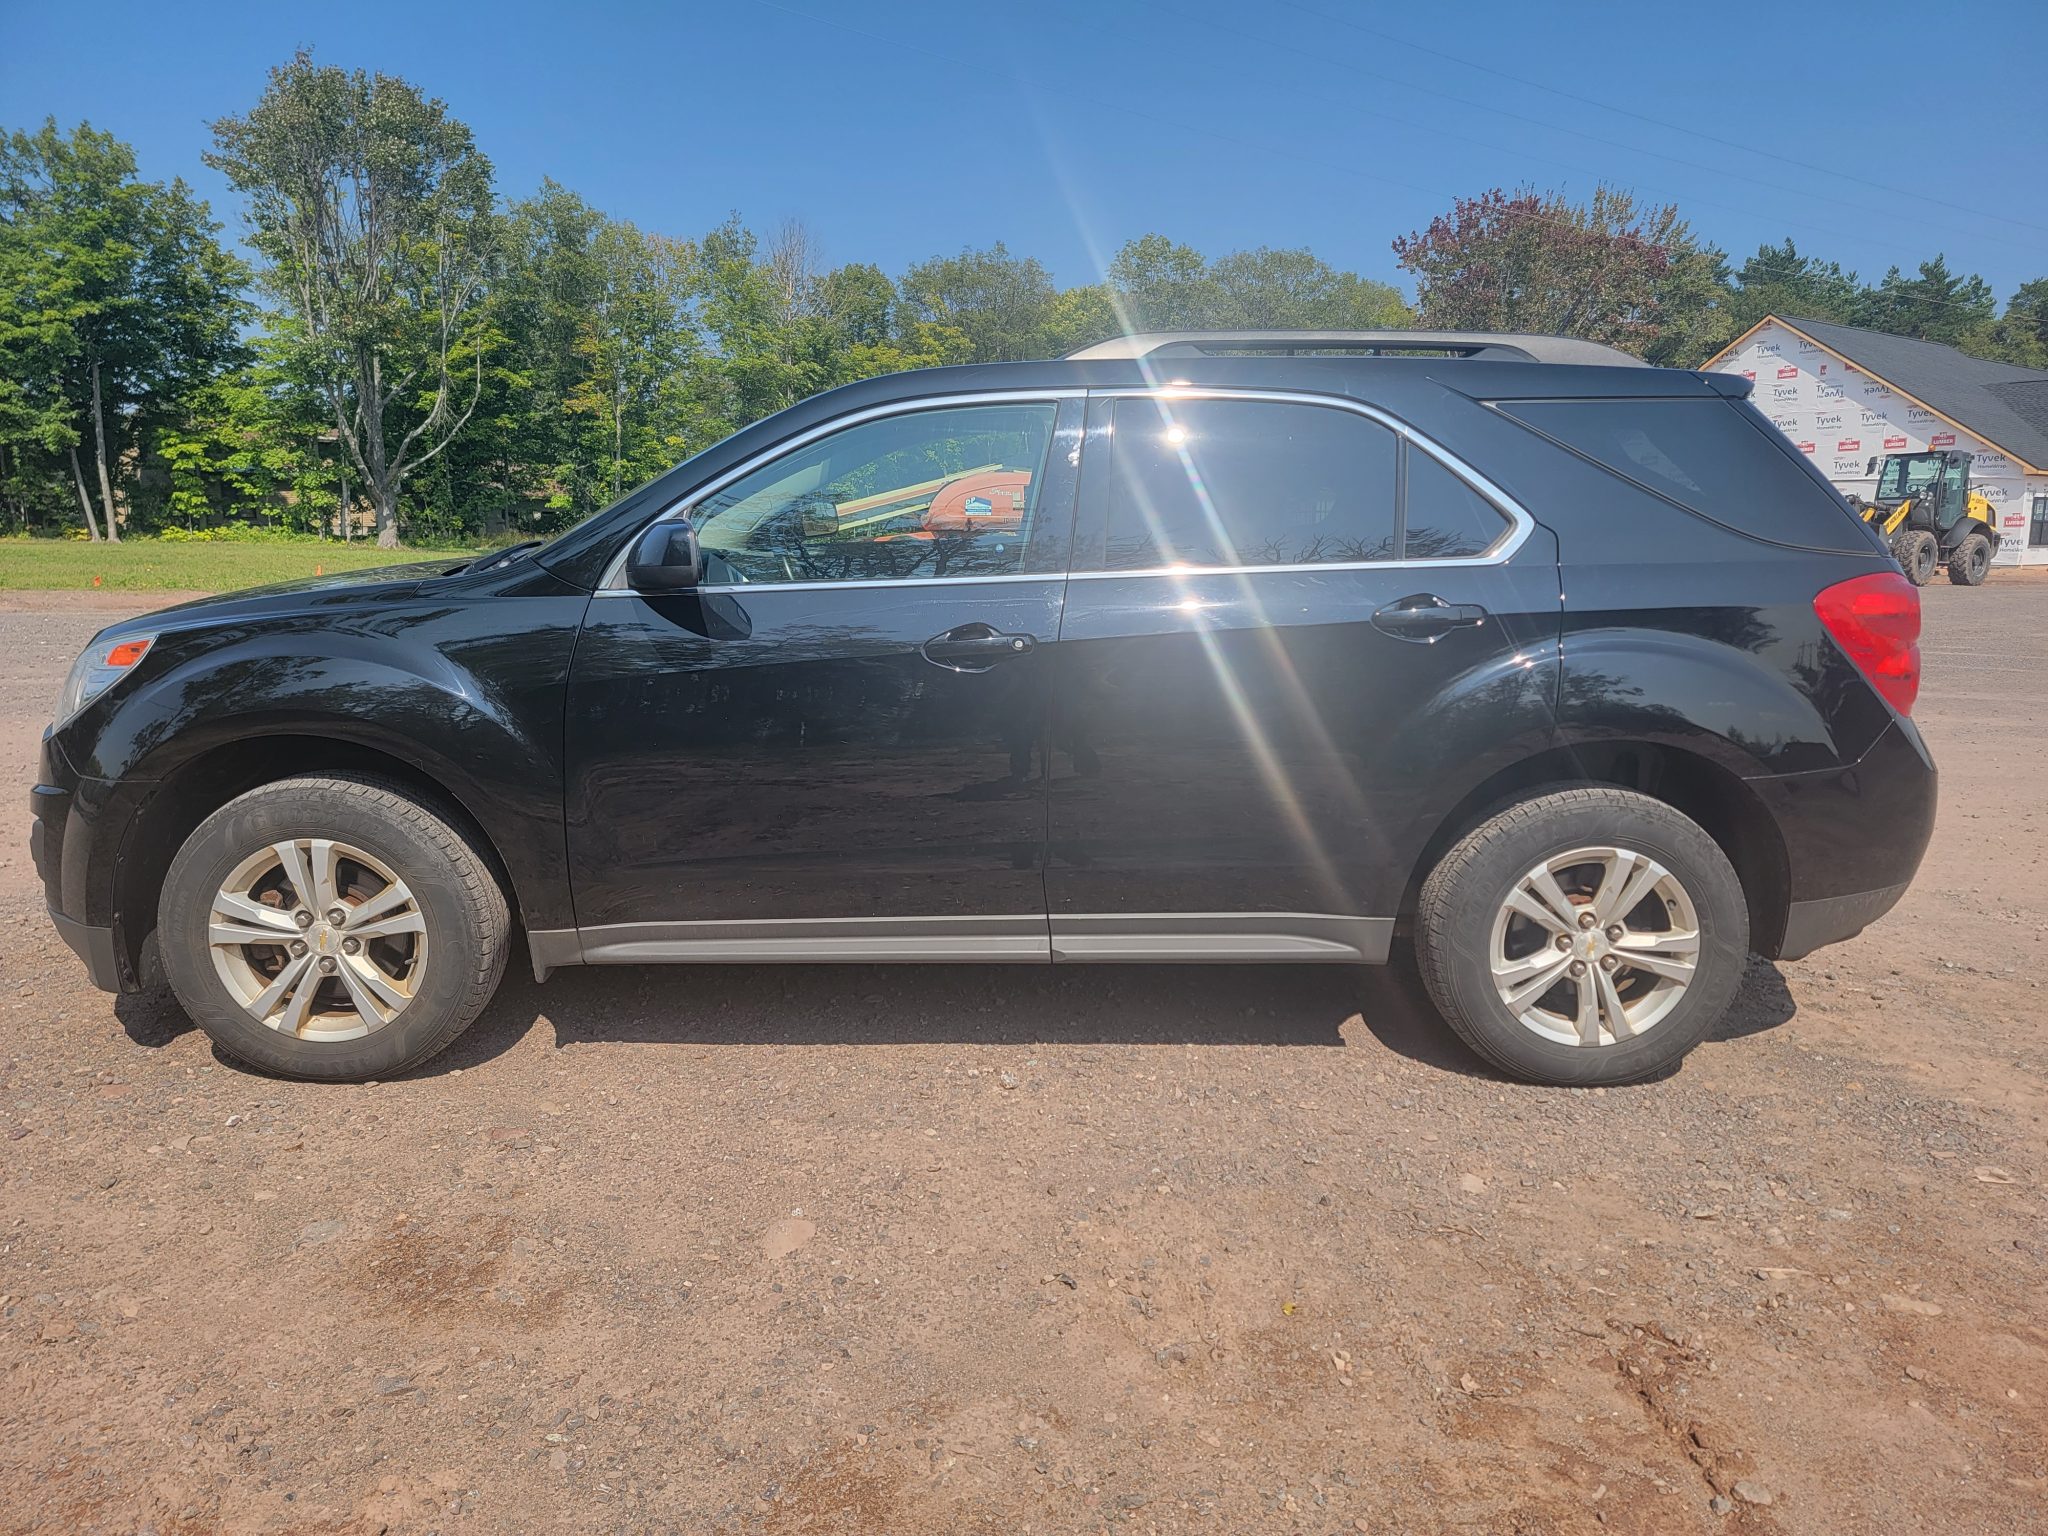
[31,331,1937,1085]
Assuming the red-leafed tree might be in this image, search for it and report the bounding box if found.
[1393,187,1711,358]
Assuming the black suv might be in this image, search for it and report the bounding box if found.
[31,331,1937,1085]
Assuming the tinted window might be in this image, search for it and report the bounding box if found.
[691,402,1057,584]
[1499,396,1871,550]
[1405,447,1510,558]
[1095,398,1396,570]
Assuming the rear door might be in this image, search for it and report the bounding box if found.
[563,393,1081,961]
[1044,387,1562,961]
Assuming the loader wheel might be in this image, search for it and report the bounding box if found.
[1892,529,1937,586]
[1946,533,1992,586]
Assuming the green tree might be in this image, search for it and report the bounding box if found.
[1971,277,2048,368]
[1727,238,1862,329]
[1646,241,1736,368]
[1205,246,1410,328]
[492,180,607,516]
[0,118,247,539]
[1856,255,1995,348]
[898,243,1060,362]
[565,222,697,501]
[156,363,311,529]
[692,217,843,432]
[821,262,896,348]
[208,51,497,547]
[1046,283,1119,355]
[1106,235,1410,334]
[1106,235,1213,330]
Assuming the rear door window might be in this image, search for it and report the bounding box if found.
[1092,397,1398,570]
[1405,447,1512,558]
[1497,396,1874,551]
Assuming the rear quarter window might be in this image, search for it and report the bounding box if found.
[1495,396,1877,553]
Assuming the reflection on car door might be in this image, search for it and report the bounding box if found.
[562,395,1082,962]
[1044,389,1562,961]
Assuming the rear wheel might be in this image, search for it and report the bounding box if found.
[1415,789,1748,1085]
[1891,529,1937,585]
[1946,532,1992,586]
[158,775,509,1081]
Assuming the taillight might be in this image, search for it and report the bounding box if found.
[1814,572,1920,716]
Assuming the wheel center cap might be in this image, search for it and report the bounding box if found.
[312,924,339,955]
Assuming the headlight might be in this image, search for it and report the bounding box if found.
[53,633,156,726]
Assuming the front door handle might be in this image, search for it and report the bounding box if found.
[920,623,1036,672]
[1371,594,1489,642]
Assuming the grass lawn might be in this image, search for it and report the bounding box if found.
[0,536,488,592]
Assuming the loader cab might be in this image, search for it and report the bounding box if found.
[1871,450,1972,524]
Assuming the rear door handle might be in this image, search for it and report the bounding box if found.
[1371,594,1489,642]
[920,623,1036,672]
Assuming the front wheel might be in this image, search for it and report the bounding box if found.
[1945,532,1992,586]
[158,775,510,1081]
[1891,528,1937,585]
[1415,789,1749,1086]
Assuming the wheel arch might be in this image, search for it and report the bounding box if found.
[114,734,530,988]
[1399,739,1792,959]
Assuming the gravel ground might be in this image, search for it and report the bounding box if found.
[1,579,2043,1536]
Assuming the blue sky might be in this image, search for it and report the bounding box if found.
[7,0,2046,299]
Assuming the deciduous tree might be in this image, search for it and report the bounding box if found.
[208,52,496,547]
[899,243,1061,362]
[0,119,245,539]
[1393,186,1687,356]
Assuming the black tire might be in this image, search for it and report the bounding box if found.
[1415,788,1749,1086]
[158,775,509,1081]
[1945,532,1992,586]
[1891,529,1937,586]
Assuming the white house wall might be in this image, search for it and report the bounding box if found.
[1705,320,2041,566]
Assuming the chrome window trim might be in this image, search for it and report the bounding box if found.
[596,389,1084,592]
[637,572,1065,596]
[1082,385,1532,570]
[596,383,1536,596]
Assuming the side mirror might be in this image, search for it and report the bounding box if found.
[626,517,702,593]
[1865,455,1878,476]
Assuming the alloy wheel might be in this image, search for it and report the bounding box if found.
[206,838,428,1041]
[1487,845,1700,1047]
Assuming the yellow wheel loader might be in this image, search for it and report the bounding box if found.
[1853,449,2000,586]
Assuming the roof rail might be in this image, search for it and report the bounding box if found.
[1065,329,1650,367]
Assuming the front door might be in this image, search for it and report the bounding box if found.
[1044,388,1562,961]
[563,395,1081,961]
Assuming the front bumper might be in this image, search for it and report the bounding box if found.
[47,908,122,992]
[31,744,126,996]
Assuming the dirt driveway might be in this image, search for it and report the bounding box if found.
[2,580,2042,1536]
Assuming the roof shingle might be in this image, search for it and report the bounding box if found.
[1775,316,2048,471]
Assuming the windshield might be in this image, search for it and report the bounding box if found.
[1875,454,1944,502]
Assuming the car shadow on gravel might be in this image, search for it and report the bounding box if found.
[1348,948,1801,1082]
[112,948,1799,1084]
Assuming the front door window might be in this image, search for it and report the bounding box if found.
[689,402,1059,585]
